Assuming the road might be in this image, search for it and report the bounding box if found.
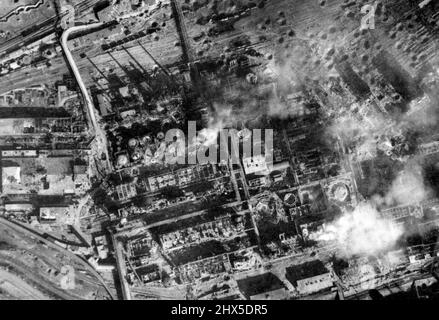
[61,23,103,131]
[61,23,112,172]
[112,234,132,300]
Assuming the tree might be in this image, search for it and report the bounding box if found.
[132,195,152,208]
[330,254,349,276]
[185,181,213,194]
[160,186,184,200]
[161,270,171,287]
[92,188,108,206]
[35,166,47,175]
[92,187,118,211]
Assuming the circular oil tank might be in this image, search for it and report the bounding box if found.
[42,48,56,59]
[142,135,152,144]
[21,55,32,65]
[332,183,349,202]
[131,150,141,161]
[157,132,165,140]
[284,193,297,207]
[116,154,129,167]
[128,138,138,148]
[143,148,153,165]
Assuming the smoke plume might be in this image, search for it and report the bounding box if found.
[316,202,404,257]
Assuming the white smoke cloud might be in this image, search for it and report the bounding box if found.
[379,161,430,206]
[197,103,232,147]
[321,94,434,258]
[199,29,435,261]
[316,202,404,257]
[404,95,437,127]
[317,160,430,258]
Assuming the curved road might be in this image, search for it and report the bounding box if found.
[61,23,103,131]
[61,23,112,171]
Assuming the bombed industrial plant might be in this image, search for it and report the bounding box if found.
[0,0,438,301]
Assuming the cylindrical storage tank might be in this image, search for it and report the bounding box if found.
[142,135,151,145]
[116,154,129,167]
[332,183,349,202]
[284,193,297,207]
[128,138,138,148]
[132,150,141,161]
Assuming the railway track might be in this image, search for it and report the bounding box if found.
[0,217,116,299]
[0,0,103,57]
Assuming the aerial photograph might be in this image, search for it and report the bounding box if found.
[0,0,438,305]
